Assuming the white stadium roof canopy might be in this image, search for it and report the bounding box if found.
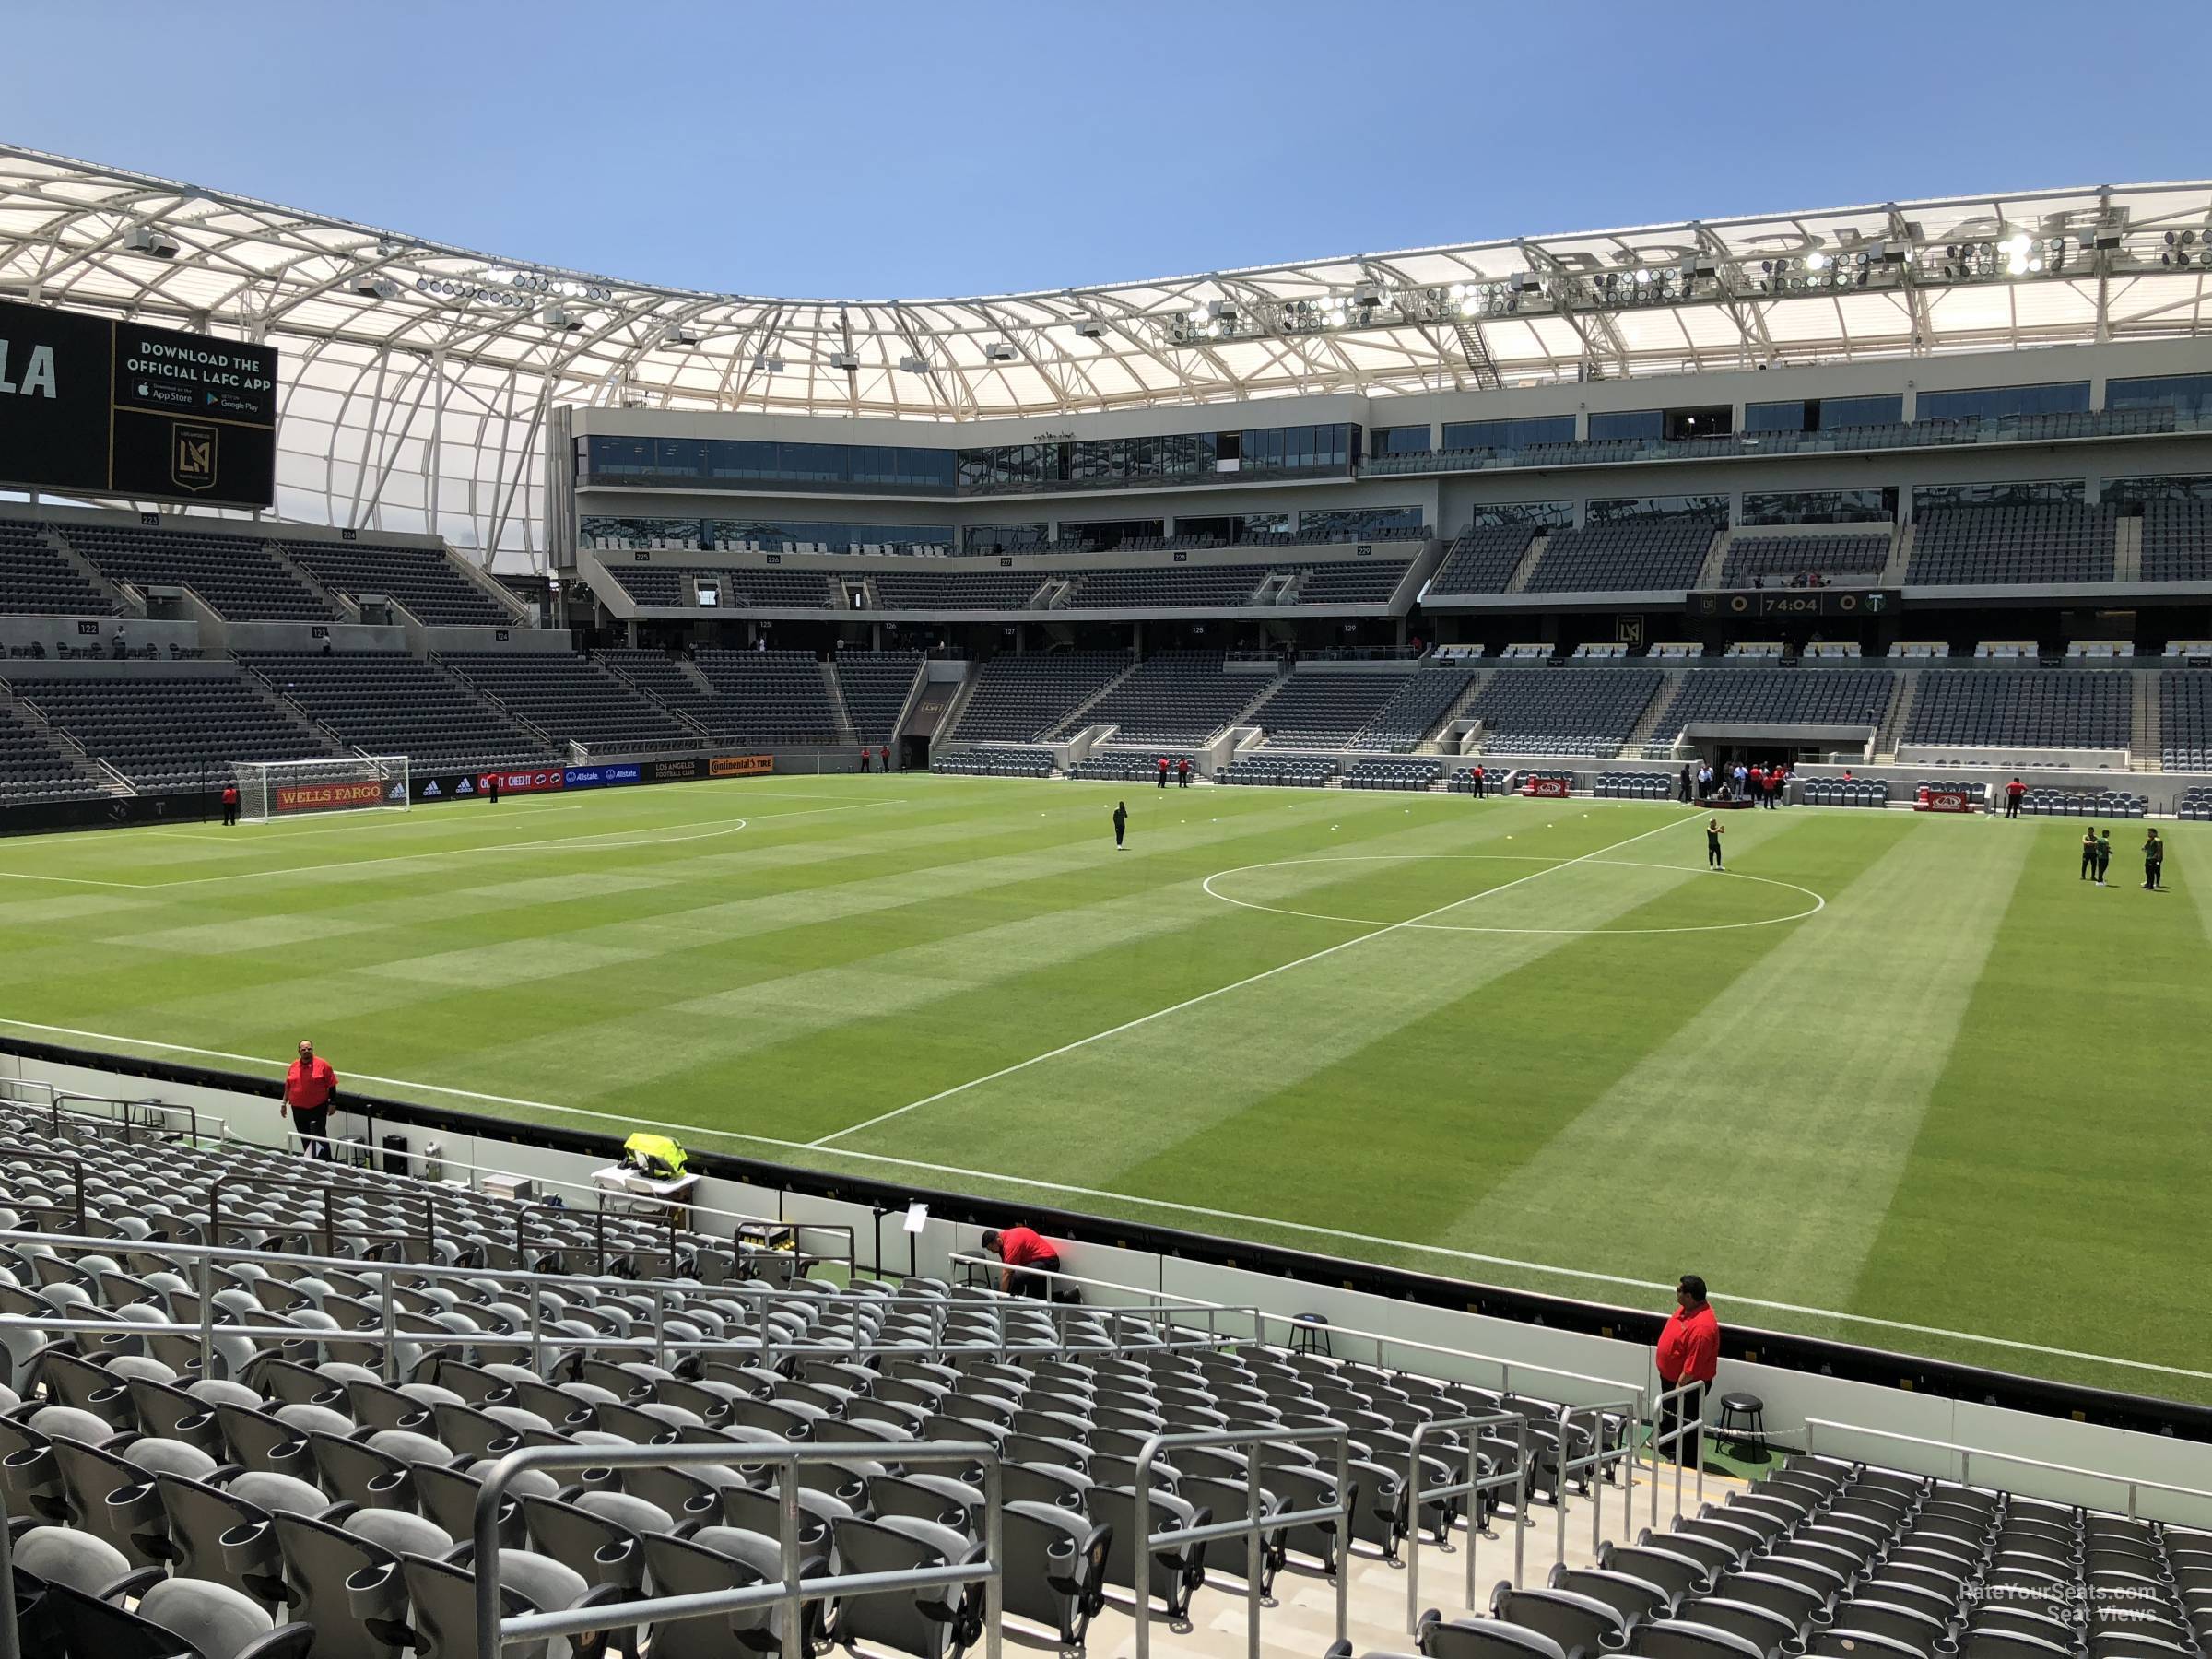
[5,147,2211,565]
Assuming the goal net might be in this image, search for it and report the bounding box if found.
[232,755,411,823]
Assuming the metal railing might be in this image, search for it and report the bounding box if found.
[473,1439,1004,1659]
[0,1145,87,1234]
[0,1230,1237,1380]
[1248,1307,1651,1426]
[1404,1411,1531,1635]
[1801,1419,2212,1523]
[1650,1380,1708,1525]
[0,1086,208,1145]
[1553,1398,1641,1566]
[1134,1423,1353,1659]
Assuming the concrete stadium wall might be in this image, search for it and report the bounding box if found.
[6,1043,2210,1523]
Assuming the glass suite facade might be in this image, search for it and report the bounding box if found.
[1440,415,1577,452]
[1743,394,1906,433]
[1916,382,2090,422]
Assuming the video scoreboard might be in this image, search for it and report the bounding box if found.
[0,297,278,508]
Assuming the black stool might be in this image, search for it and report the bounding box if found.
[1718,1391,1766,1452]
[1288,1312,1332,1356]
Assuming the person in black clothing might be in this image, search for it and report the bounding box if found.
[220,782,240,827]
[1706,818,1724,871]
[1177,758,1191,788]
[1112,800,1127,849]
[2097,830,2113,886]
[487,772,500,804]
[2144,828,2164,890]
[1678,764,1692,805]
[2081,827,2100,881]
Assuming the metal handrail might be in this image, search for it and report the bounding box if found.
[209,1171,440,1261]
[1802,1418,2212,1520]
[1249,1305,1647,1406]
[1134,1422,1353,1659]
[0,1145,87,1234]
[345,1136,861,1282]
[944,1251,1649,1407]
[1550,1397,1641,1567]
[472,1439,1004,1659]
[1651,1381,1707,1525]
[940,1253,1257,1352]
[1405,1411,1531,1634]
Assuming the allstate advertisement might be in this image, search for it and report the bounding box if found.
[563,764,643,790]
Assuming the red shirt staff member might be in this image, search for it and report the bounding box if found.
[981,1223,1061,1299]
[281,1040,339,1162]
[1655,1274,1720,1465]
[219,782,241,828]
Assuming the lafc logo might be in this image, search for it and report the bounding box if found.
[171,422,218,492]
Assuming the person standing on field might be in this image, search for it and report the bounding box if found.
[2082,826,2100,881]
[1177,757,1191,788]
[220,781,240,828]
[2098,830,2114,887]
[1112,800,1128,850]
[2144,828,2164,890]
[1706,818,1724,871]
[1677,763,1691,804]
[2005,777,2026,819]
[281,1040,339,1162]
[1655,1275,1720,1466]
[879,744,891,773]
[859,746,871,773]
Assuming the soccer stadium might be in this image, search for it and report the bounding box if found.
[3,124,2212,1659]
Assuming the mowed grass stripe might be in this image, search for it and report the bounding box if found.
[1854,818,2212,1393]
[1094,806,1844,1249]
[838,807,1708,1177]
[1444,811,2024,1309]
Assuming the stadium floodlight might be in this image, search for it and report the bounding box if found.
[829,350,861,370]
[753,353,785,371]
[897,353,930,371]
[985,342,1018,361]
[660,324,699,347]
[231,756,412,824]
[125,226,180,259]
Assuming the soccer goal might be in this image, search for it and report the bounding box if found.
[232,755,411,823]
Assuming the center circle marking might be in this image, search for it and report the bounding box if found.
[1200,853,1826,936]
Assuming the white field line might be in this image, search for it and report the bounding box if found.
[147,805,590,840]
[0,1011,2202,1387]
[0,799,907,890]
[807,811,1703,1148]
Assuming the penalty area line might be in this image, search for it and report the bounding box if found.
[0,1011,2201,1387]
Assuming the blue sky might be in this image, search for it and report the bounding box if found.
[13,0,2208,298]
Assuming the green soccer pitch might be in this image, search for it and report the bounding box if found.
[0,774,2205,1400]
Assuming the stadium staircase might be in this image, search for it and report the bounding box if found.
[1692,533,1735,591]
[1415,671,1493,754]
[821,660,860,746]
[1881,526,1915,587]
[32,523,135,617]
[2114,516,2145,583]
[236,664,366,759]
[1502,534,1552,594]
[1874,671,1919,762]
[1053,656,1145,732]
[425,654,561,753]
[0,693,134,796]
[1618,669,1688,758]
[263,545,359,622]
[2134,669,2162,770]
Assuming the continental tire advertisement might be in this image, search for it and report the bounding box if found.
[710,755,773,777]
[0,298,278,507]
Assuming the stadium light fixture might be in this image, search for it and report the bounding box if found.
[351,275,400,300]
[829,350,861,371]
[660,324,699,347]
[897,354,930,371]
[125,226,180,259]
